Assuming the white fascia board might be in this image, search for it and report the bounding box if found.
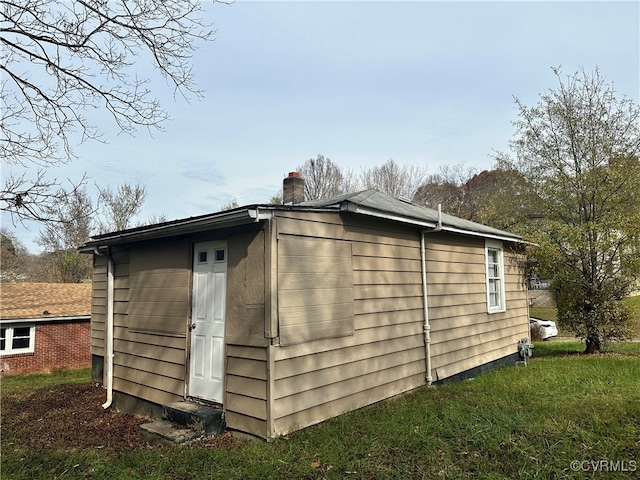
[344,203,525,244]
[437,225,526,244]
[1,315,91,324]
[82,209,257,248]
[248,207,274,221]
[343,203,439,229]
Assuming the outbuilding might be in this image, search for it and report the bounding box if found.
[82,174,530,439]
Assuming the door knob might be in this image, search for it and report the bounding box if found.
[189,323,196,331]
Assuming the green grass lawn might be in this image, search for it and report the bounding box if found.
[0,367,90,394]
[3,343,640,480]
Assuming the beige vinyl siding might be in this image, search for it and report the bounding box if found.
[278,236,354,345]
[88,210,528,439]
[90,251,129,359]
[224,229,270,438]
[112,328,187,406]
[225,345,269,438]
[270,211,426,437]
[226,229,268,347]
[129,243,190,336]
[426,234,529,381]
[113,240,190,406]
[91,255,107,356]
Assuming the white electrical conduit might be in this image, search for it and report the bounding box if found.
[102,252,115,409]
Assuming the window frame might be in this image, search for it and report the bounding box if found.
[485,240,506,313]
[0,323,36,356]
[197,250,209,264]
[214,248,226,263]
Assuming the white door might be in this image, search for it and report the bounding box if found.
[188,241,227,403]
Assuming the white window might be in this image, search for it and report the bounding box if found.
[0,324,35,355]
[485,240,506,313]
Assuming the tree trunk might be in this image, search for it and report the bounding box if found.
[584,336,601,354]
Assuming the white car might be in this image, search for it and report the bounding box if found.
[529,317,558,340]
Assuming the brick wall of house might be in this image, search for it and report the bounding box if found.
[1,320,91,376]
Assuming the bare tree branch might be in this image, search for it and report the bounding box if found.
[297,155,353,201]
[359,159,428,200]
[1,170,88,224]
[1,0,215,223]
[97,182,147,232]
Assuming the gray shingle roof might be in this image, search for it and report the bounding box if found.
[302,189,523,242]
[82,189,523,248]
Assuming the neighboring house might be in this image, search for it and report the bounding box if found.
[1,282,92,376]
[81,174,530,440]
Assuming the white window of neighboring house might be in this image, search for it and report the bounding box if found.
[0,324,35,355]
[485,240,506,313]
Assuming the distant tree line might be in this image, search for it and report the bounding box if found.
[2,159,517,283]
[3,57,639,355]
[288,68,640,355]
[287,155,523,232]
[1,182,163,283]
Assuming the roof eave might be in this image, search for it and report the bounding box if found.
[436,224,526,244]
[79,199,526,250]
[80,207,272,250]
[1,315,91,324]
[342,202,438,229]
[343,202,525,244]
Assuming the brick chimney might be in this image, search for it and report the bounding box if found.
[283,172,305,205]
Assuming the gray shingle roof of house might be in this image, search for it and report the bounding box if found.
[81,189,523,248]
[302,189,523,242]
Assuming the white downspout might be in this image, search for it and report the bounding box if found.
[102,251,115,409]
[420,231,433,386]
[421,204,442,386]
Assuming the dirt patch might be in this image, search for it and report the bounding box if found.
[2,383,149,454]
[1,383,241,455]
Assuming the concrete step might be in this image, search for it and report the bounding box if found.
[164,401,226,436]
[140,420,203,445]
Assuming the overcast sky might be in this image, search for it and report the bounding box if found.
[4,1,639,253]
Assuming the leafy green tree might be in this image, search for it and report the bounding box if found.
[267,192,283,205]
[220,199,240,211]
[496,67,640,353]
[466,168,529,230]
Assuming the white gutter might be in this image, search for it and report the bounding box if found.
[420,204,442,386]
[82,209,258,248]
[102,250,115,409]
[342,202,524,244]
[248,207,274,222]
[0,316,90,324]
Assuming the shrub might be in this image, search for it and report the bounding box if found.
[530,322,545,342]
[552,273,634,353]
